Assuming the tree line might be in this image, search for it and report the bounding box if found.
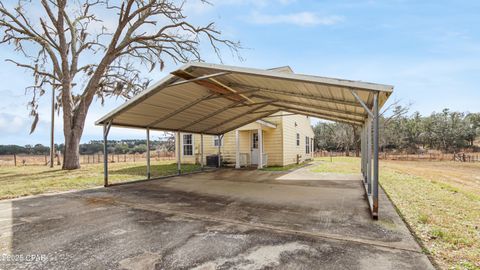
[0,139,174,156]
[313,108,480,154]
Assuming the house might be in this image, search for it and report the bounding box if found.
[176,112,314,167]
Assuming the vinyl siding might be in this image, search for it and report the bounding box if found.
[282,113,315,165]
[174,111,313,167]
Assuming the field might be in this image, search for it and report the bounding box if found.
[0,158,479,269]
[313,157,480,270]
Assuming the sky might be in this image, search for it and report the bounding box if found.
[1,0,480,145]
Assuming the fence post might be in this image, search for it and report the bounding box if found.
[13,153,17,166]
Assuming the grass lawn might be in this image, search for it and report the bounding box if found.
[0,161,201,200]
[311,157,480,270]
[260,161,313,171]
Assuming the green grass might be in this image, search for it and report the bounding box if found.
[380,168,480,270]
[311,156,361,174]
[0,161,201,200]
[260,161,313,171]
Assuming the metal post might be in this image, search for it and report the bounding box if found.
[146,128,151,179]
[257,128,263,169]
[373,93,379,218]
[217,135,222,168]
[103,123,111,187]
[235,130,240,169]
[200,134,204,170]
[363,124,367,183]
[50,86,55,168]
[177,132,181,175]
[367,117,372,195]
[361,125,364,179]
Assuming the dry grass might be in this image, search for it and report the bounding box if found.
[0,161,200,200]
[311,157,480,270]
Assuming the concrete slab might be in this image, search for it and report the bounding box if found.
[0,166,434,269]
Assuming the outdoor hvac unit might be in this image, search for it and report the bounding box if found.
[206,155,220,167]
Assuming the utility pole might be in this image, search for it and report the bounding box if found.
[50,86,55,168]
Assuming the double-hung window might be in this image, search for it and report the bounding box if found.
[296,133,300,146]
[213,136,223,147]
[183,134,193,156]
[306,136,310,154]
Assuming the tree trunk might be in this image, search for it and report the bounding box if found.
[63,129,82,170]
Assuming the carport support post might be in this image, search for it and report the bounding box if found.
[361,125,365,181]
[258,128,263,169]
[146,128,151,179]
[363,123,367,183]
[217,135,222,168]
[367,116,372,194]
[103,122,111,187]
[372,93,379,218]
[235,130,240,169]
[200,134,204,170]
[177,131,181,175]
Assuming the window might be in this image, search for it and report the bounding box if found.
[306,136,310,154]
[213,135,223,147]
[296,133,300,146]
[252,133,258,149]
[311,138,314,153]
[183,134,193,156]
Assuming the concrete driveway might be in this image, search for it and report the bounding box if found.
[0,165,434,269]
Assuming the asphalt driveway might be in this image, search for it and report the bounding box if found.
[0,165,434,269]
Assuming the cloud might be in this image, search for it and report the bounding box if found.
[0,113,29,134]
[249,11,343,26]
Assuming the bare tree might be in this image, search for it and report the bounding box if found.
[0,0,239,169]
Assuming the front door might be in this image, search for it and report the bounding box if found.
[251,131,259,165]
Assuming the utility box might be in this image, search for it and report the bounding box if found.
[206,155,220,167]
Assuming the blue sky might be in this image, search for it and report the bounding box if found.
[1,0,480,145]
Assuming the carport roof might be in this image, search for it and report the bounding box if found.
[96,62,393,135]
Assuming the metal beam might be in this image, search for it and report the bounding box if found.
[168,72,230,87]
[204,89,260,100]
[252,94,366,118]
[283,108,364,126]
[229,83,363,108]
[100,122,219,136]
[147,94,214,127]
[217,110,282,135]
[273,103,365,123]
[171,70,253,103]
[350,90,374,118]
[178,100,244,130]
[146,128,151,179]
[201,103,273,133]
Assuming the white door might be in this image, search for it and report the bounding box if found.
[251,131,259,165]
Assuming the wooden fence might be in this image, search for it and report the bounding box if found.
[0,152,175,167]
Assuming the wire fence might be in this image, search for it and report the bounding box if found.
[313,151,480,162]
[0,152,176,167]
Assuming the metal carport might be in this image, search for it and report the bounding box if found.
[96,62,393,219]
